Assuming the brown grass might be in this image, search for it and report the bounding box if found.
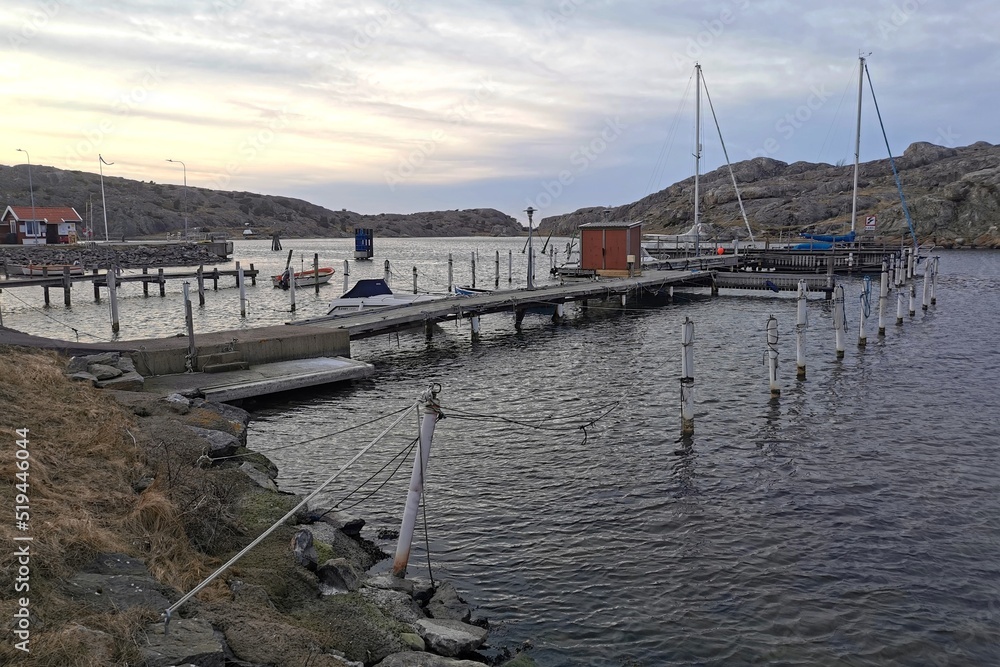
[0,346,220,665]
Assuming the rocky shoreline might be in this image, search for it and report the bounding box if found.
[0,242,227,272]
[0,347,533,666]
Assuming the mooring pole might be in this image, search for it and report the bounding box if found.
[508,250,512,284]
[471,251,476,289]
[447,253,453,293]
[930,257,938,305]
[63,266,72,307]
[908,283,916,317]
[159,268,166,297]
[878,260,888,336]
[93,268,101,302]
[108,266,120,334]
[392,385,443,578]
[288,267,296,313]
[314,254,320,295]
[197,266,205,307]
[183,282,196,372]
[680,317,695,436]
[470,314,480,341]
[921,262,931,311]
[384,259,391,285]
[833,284,845,359]
[495,250,500,288]
[343,259,350,294]
[42,267,50,306]
[412,266,418,294]
[858,280,869,349]
[896,290,905,326]
[237,262,246,318]
[767,315,780,396]
[795,280,807,379]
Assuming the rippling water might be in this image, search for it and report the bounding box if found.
[8,241,999,665]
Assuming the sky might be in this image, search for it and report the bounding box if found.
[4,0,998,227]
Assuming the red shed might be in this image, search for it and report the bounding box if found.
[579,220,643,276]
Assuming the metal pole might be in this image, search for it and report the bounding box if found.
[412,266,417,294]
[849,55,864,234]
[393,387,442,578]
[878,260,888,336]
[908,283,916,317]
[343,259,350,294]
[166,159,187,240]
[795,280,807,379]
[447,253,453,293]
[99,155,113,242]
[16,149,36,244]
[288,264,296,313]
[525,206,535,289]
[197,265,205,307]
[694,63,702,257]
[237,261,246,318]
[767,315,780,396]
[680,317,695,436]
[495,250,500,288]
[314,253,320,295]
[471,251,476,289]
[108,266,120,334]
[833,284,845,359]
[183,282,196,371]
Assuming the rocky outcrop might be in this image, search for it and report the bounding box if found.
[67,351,145,390]
[538,141,1000,247]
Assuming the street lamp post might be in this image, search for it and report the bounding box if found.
[99,155,113,242]
[525,206,535,289]
[166,159,188,240]
[15,149,36,243]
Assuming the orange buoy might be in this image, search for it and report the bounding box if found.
[716,247,725,255]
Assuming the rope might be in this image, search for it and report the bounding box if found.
[860,275,872,319]
[162,399,419,623]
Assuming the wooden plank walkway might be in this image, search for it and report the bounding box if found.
[293,269,715,339]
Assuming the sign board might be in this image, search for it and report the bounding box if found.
[864,215,877,231]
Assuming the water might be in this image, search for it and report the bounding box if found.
[7,241,999,665]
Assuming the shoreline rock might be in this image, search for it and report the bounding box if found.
[0,241,227,270]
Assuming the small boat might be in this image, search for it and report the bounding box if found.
[272,266,335,289]
[20,262,85,276]
[453,285,493,297]
[326,278,446,315]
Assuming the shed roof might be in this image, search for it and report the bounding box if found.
[3,206,82,222]
[578,220,643,229]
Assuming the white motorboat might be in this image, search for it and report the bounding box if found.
[326,279,446,315]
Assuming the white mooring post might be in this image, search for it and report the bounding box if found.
[107,266,120,334]
[183,282,196,372]
[896,291,905,326]
[930,257,939,304]
[858,282,868,349]
[343,259,350,294]
[384,259,391,285]
[907,247,915,280]
[921,262,931,311]
[508,250,512,284]
[392,386,443,578]
[288,267,296,313]
[447,253,453,293]
[795,280,807,380]
[878,261,889,336]
[471,251,476,288]
[908,283,916,317]
[237,262,247,318]
[767,315,780,396]
[833,284,846,359]
[680,317,695,436]
[470,315,480,340]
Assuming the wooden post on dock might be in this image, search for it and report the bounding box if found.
[63,266,72,307]
[877,262,888,336]
[197,266,205,306]
[289,266,296,313]
[42,267,50,306]
[447,254,453,293]
[495,250,500,288]
[212,268,219,291]
[142,267,149,297]
[412,266,418,294]
[93,269,101,302]
[833,284,845,359]
[680,317,695,436]
[767,315,780,396]
[313,254,320,295]
[796,280,807,379]
[392,387,441,578]
[343,259,350,293]
[249,263,256,287]
[158,268,166,297]
[238,262,247,317]
[471,252,476,288]
[108,266,120,334]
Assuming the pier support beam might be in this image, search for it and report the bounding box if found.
[514,308,525,330]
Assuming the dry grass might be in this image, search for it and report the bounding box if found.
[0,347,221,665]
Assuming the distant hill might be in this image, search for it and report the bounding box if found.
[538,141,1000,247]
[0,165,523,239]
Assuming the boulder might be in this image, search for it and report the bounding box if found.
[63,572,170,612]
[316,558,362,593]
[359,587,426,625]
[239,461,278,491]
[414,618,487,658]
[377,651,485,667]
[426,582,471,623]
[67,352,119,372]
[96,370,145,391]
[89,363,123,380]
[186,425,241,459]
[291,528,319,571]
[70,371,98,384]
[142,617,225,667]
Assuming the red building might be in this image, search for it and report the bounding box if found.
[579,220,643,276]
[2,206,82,245]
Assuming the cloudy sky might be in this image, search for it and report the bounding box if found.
[4,0,997,225]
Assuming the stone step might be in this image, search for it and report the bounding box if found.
[201,360,250,373]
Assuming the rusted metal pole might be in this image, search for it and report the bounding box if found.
[392,386,442,578]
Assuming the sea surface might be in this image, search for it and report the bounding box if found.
[5,240,999,665]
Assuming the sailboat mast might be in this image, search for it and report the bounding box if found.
[694,63,702,256]
[850,55,865,235]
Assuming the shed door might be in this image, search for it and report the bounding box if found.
[605,230,628,270]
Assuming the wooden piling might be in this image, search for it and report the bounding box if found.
[238,262,246,317]
[142,267,149,297]
[212,267,219,290]
[495,250,500,288]
[471,252,476,288]
[447,254,453,293]
[412,266,418,294]
[93,269,101,302]
[249,263,256,286]
[313,254,320,295]
[42,267,50,306]
[62,266,72,307]
[158,268,166,297]
[197,266,205,306]
[108,266,120,333]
